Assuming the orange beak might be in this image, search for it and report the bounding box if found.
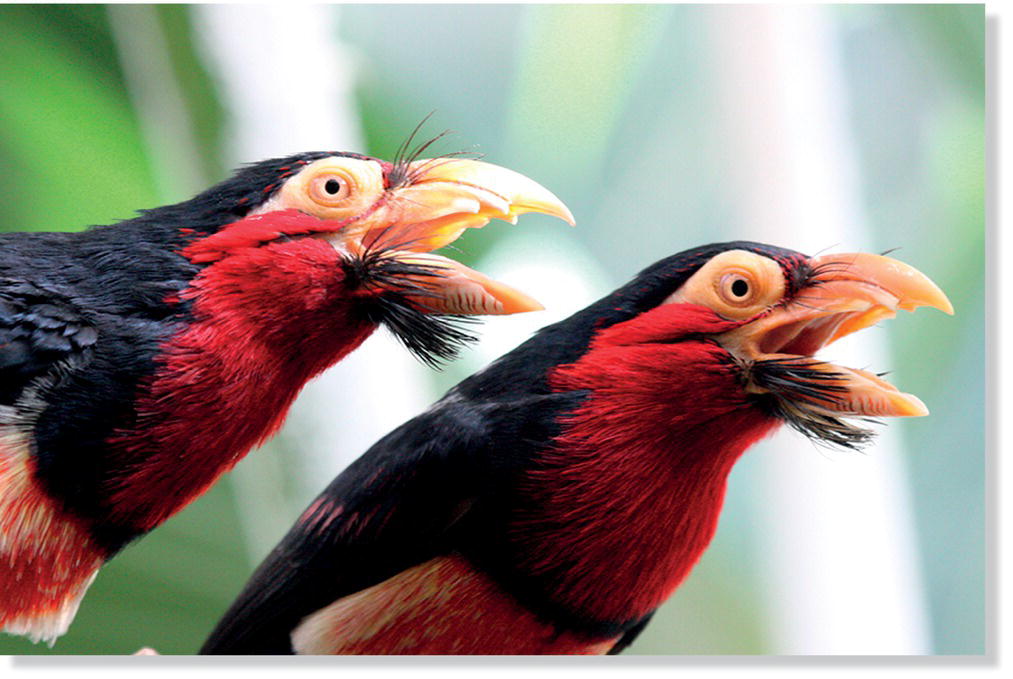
[343,159,574,316]
[721,252,953,418]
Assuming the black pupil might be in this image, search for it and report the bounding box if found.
[731,278,749,297]
[324,178,342,195]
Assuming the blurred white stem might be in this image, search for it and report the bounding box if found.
[108,5,208,200]
[193,4,432,564]
[710,5,931,654]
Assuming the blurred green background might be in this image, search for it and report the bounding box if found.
[0,4,983,655]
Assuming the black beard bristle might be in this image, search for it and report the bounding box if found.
[343,246,479,370]
[745,356,879,450]
[367,295,479,369]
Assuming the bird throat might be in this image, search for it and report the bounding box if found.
[97,246,378,543]
[512,338,780,626]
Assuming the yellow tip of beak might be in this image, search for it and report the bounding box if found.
[409,158,575,227]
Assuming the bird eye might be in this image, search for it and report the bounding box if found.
[719,272,757,305]
[308,172,353,207]
[663,250,785,320]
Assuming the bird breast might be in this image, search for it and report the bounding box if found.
[290,554,616,655]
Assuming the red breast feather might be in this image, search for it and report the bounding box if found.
[512,304,780,624]
[103,238,373,532]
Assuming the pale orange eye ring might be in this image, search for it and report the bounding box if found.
[718,271,758,306]
[308,172,353,206]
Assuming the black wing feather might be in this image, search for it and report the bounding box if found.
[201,390,582,655]
[200,403,495,654]
[0,279,97,404]
[607,612,655,654]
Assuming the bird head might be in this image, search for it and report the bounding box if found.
[162,149,573,366]
[550,241,953,451]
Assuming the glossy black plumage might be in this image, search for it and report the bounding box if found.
[0,279,96,404]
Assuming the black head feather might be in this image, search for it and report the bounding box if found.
[135,151,359,231]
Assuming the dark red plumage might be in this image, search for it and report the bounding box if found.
[518,305,778,623]
[105,237,372,531]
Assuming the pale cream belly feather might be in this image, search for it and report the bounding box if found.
[291,555,617,655]
[0,424,102,645]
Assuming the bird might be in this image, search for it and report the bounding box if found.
[199,241,952,655]
[0,142,574,645]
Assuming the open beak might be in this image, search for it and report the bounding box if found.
[345,159,574,315]
[723,252,953,418]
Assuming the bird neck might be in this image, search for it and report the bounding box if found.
[515,338,778,627]
[99,239,375,542]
